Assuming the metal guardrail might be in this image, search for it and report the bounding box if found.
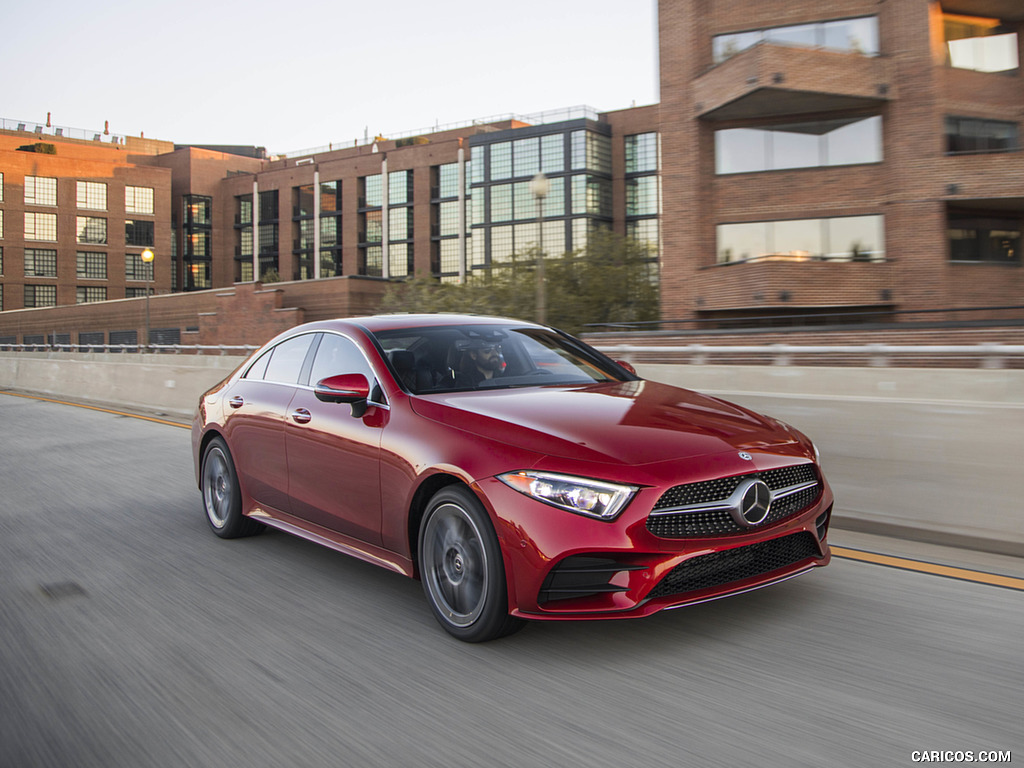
[0,344,258,356]
[593,343,1024,368]
[3,342,1023,367]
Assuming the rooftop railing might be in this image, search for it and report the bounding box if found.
[0,117,129,145]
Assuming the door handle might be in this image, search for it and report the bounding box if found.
[228,395,244,409]
[291,408,312,424]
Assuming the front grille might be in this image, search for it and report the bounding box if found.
[646,532,820,601]
[647,464,820,539]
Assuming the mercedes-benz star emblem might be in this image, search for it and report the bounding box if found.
[738,452,753,461]
[730,478,772,527]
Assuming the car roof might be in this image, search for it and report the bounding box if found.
[317,314,545,334]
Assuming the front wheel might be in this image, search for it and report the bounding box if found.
[201,436,262,539]
[418,486,524,642]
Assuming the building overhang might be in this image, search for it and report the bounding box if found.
[694,44,894,122]
[941,1,1024,22]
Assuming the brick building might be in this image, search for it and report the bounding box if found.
[659,0,1024,324]
[1,0,1023,349]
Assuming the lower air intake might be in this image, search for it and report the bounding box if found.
[646,532,820,601]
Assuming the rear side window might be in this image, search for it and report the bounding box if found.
[250,334,315,384]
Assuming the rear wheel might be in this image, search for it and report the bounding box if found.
[201,437,262,539]
[419,486,524,642]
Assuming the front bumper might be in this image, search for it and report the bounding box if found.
[477,472,833,620]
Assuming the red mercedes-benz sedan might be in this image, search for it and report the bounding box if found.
[192,314,832,642]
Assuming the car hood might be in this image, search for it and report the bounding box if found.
[409,380,802,466]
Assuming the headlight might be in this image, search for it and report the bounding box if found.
[497,471,638,520]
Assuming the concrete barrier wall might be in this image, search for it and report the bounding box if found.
[0,352,244,420]
[2,352,1021,555]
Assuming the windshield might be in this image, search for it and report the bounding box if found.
[372,323,636,394]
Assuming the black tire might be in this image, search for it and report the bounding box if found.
[418,486,524,642]
[201,436,263,539]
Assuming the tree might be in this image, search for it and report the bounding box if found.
[380,229,659,334]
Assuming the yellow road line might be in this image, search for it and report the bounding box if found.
[0,390,190,429]
[832,546,1024,591]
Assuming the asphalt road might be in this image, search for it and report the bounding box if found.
[1,393,1020,768]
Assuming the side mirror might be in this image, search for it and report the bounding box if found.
[615,360,637,376]
[315,373,370,404]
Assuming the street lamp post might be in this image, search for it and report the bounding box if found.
[141,248,154,352]
[529,173,549,325]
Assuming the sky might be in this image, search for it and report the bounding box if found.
[1,0,659,156]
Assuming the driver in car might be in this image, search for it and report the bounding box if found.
[457,342,504,387]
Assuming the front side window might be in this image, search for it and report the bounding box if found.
[309,333,376,387]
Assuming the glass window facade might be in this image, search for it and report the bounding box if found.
[438,164,459,199]
[363,175,382,208]
[470,124,611,269]
[944,14,1019,73]
[626,176,659,217]
[320,180,339,213]
[946,117,1019,154]
[259,190,279,221]
[238,195,253,225]
[717,215,885,263]
[125,219,154,247]
[74,216,106,244]
[716,116,882,173]
[77,251,107,279]
[26,212,58,241]
[625,133,659,173]
[25,248,58,277]
[949,217,1021,263]
[713,16,879,63]
[490,143,512,180]
[570,131,611,173]
[25,176,58,206]
[24,285,57,308]
[125,186,154,214]
[77,181,107,210]
[389,170,412,205]
[185,195,212,226]
[76,286,107,304]
[126,252,155,281]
